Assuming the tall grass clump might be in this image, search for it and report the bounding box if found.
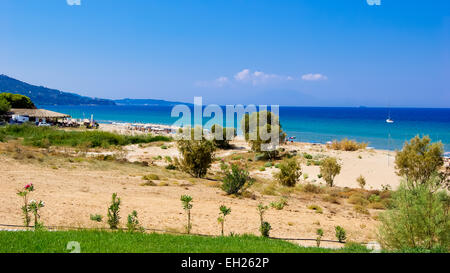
[328,138,368,151]
[0,124,171,148]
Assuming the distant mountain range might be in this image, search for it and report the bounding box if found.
[114,98,191,106]
[0,75,186,106]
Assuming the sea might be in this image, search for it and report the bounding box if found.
[40,105,450,152]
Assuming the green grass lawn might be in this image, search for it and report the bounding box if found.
[0,230,370,253]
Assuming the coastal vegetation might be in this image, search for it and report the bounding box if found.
[274,157,302,187]
[378,135,449,251]
[220,162,254,195]
[0,124,171,148]
[319,157,342,187]
[174,136,216,178]
[211,124,236,149]
[0,92,35,109]
[241,111,286,159]
[328,138,368,151]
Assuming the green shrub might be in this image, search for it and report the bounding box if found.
[221,163,254,195]
[90,214,103,222]
[142,174,160,181]
[301,183,324,194]
[335,226,347,243]
[174,137,216,178]
[353,205,370,215]
[368,194,381,203]
[348,194,369,206]
[378,181,449,251]
[107,193,121,229]
[260,222,271,237]
[270,198,288,210]
[320,157,341,187]
[165,164,176,170]
[308,204,323,214]
[160,145,168,149]
[127,210,144,233]
[275,157,302,187]
[357,175,366,189]
[259,167,266,171]
[264,162,273,168]
[211,124,236,149]
[303,153,313,159]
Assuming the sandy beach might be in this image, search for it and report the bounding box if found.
[0,123,406,248]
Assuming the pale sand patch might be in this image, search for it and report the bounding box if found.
[0,154,380,246]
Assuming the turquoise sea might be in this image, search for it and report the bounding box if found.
[40,105,450,151]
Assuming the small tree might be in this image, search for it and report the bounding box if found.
[275,157,302,187]
[181,195,193,234]
[335,226,346,243]
[17,183,34,227]
[357,175,366,189]
[175,130,216,178]
[217,205,231,236]
[221,163,254,195]
[257,203,271,237]
[107,193,121,229]
[395,135,444,188]
[211,124,236,149]
[316,228,324,247]
[320,157,341,187]
[28,200,45,229]
[241,111,286,160]
[127,210,144,233]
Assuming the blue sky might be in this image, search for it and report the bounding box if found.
[1,0,449,107]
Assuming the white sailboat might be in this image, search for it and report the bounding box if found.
[386,108,394,123]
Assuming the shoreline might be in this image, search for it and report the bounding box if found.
[98,121,398,153]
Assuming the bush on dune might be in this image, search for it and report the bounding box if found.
[328,138,368,151]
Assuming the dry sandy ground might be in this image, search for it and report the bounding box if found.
[0,138,402,248]
[125,138,401,190]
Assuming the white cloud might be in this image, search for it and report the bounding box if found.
[301,73,328,81]
[197,69,326,88]
[234,69,293,86]
[195,76,230,88]
[67,0,81,6]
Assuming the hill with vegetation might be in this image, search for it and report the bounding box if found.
[0,75,116,106]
